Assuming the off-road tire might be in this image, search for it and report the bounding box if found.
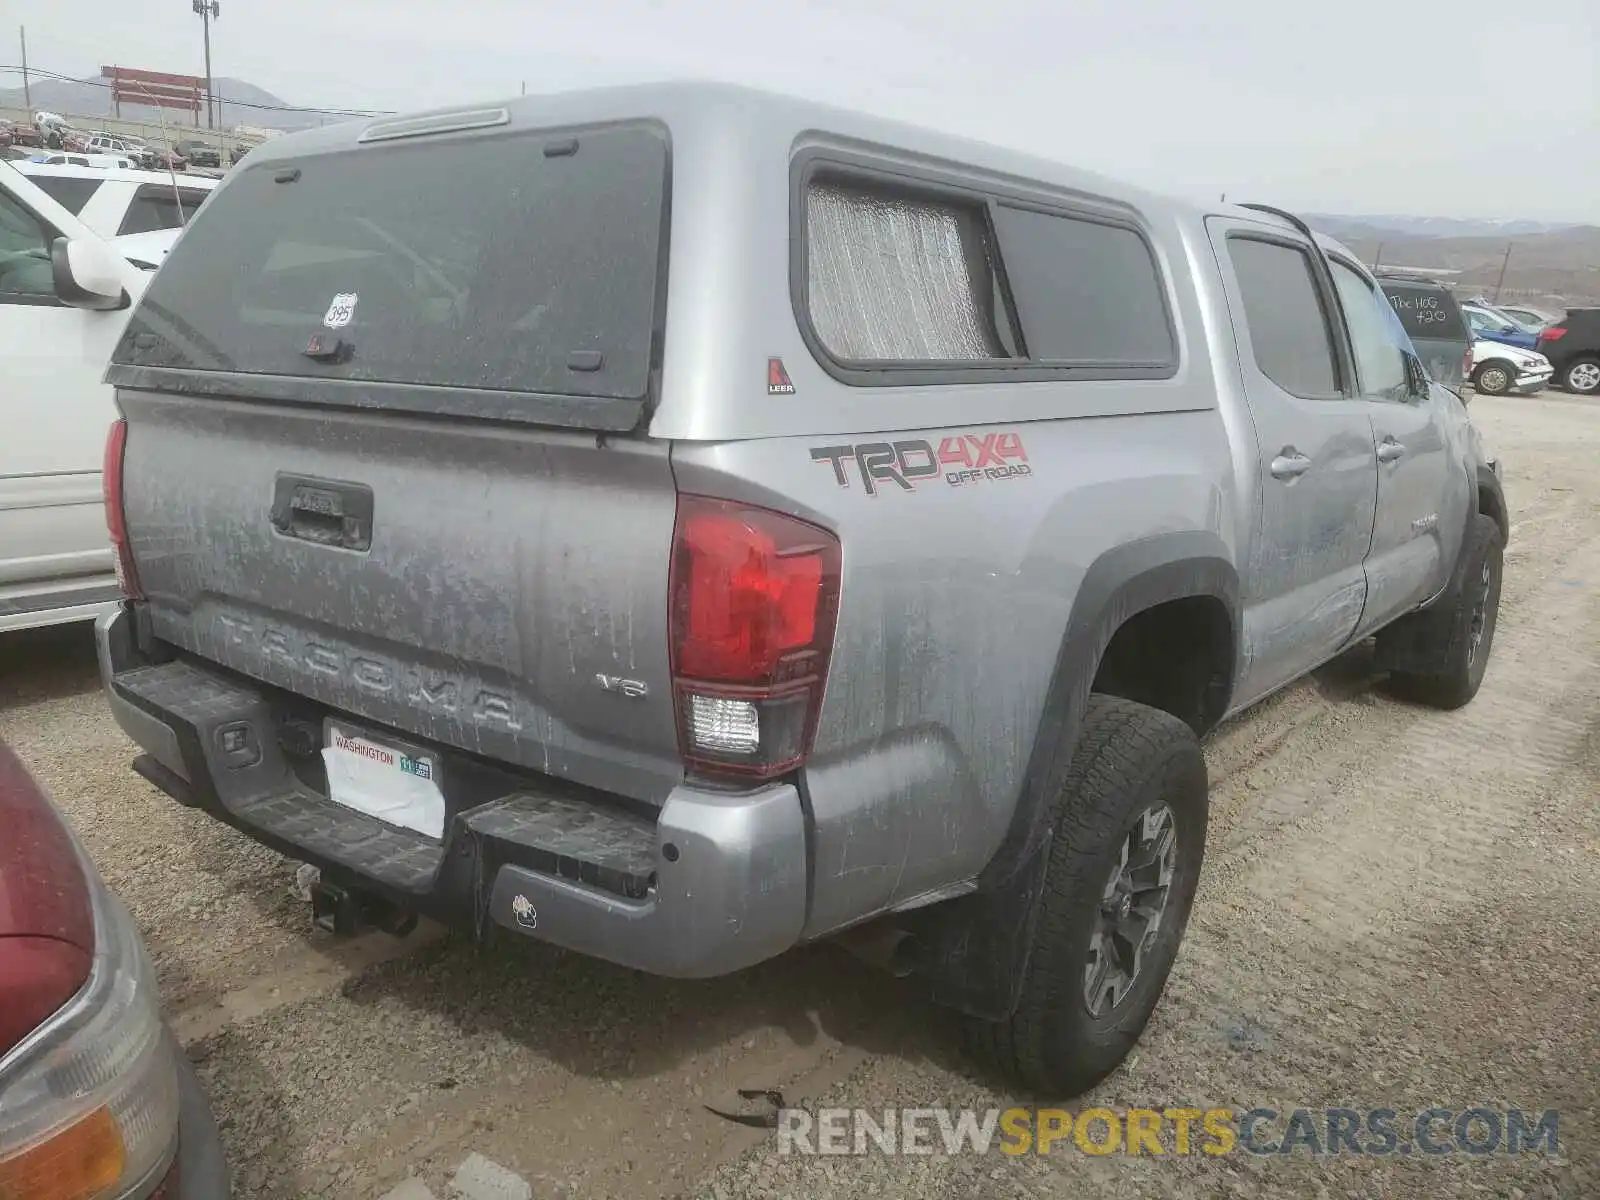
[1562,356,1600,396]
[1472,360,1515,396]
[1379,514,1504,710]
[964,695,1207,1097]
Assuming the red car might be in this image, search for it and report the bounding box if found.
[0,740,229,1198]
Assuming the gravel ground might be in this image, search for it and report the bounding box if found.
[1,393,1596,1199]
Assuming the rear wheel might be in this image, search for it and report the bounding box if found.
[1472,360,1515,396]
[1563,357,1600,395]
[963,696,1206,1096]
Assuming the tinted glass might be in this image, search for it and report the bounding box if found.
[1331,261,1408,399]
[117,185,210,235]
[1227,237,1340,398]
[806,178,1011,361]
[29,175,100,215]
[114,124,669,403]
[1380,284,1467,341]
[0,189,54,298]
[990,205,1174,366]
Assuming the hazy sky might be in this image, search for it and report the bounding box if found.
[10,0,1599,221]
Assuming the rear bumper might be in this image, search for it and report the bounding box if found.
[96,606,808,978]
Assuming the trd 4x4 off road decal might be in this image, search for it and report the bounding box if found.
[810,433,1031,495]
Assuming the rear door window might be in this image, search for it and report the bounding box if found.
[113,123,670,410]
[116,185,210,235]
[1380,284,1466,341]
[1225,236,1341,399]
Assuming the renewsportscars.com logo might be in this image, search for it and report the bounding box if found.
[773,1106,1560,1158]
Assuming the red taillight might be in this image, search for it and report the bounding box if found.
[1540,326,1567,342]
[669,495,841,779]
[1462,343,1473,378]
[102,418,144,600]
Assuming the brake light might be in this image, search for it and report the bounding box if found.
[669,495,841,779]
[1462,343,1473,379]
[102,419,144,600]
[1540,326,1567,342]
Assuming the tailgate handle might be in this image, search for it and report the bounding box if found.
[270,475,375,553]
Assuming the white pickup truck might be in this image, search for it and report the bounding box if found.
[0,164,172,631]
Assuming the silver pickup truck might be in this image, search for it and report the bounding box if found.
[92,82,1506,1095]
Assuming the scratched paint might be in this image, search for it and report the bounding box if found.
[120,390,684,808]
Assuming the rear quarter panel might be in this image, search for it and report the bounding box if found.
[656,124,1255,935]
[673,408,1237,937]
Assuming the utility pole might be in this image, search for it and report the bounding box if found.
[192,0,220,129]
[19,26,30,116]
[1492,242,1512,303]
[1373,242,1385,271]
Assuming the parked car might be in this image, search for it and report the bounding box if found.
[1461,301,1542,351]
[85,133,141,158]
[94,83,1506,1097]
[1377,272,1472,386]
[1537,309,1600,395]
[16,162,217,241]
[26,151,140,170]
[1469,300,1557,331]
[1468,339,1552,395]
[0,163,174,630]
[140,141,189,172]
[172,140,221,170]
[0,738,230,1197]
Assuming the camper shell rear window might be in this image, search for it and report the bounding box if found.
[109,121,671,430]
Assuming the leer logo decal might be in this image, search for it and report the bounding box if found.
[810,433,1031,495]
[768,358,796,395]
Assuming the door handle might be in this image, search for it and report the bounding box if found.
[1269,450,1313,480]
[1377,439,1407,463]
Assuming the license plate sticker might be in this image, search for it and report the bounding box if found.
[321,721,446,840]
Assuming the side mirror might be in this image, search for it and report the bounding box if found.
[50,236,128,311]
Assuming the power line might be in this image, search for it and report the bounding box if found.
[0,62,393,118]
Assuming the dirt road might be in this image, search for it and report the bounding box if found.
[2,393,1595,1199]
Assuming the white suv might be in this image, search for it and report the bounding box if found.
[13,162,216,262]
[0,165,159,630]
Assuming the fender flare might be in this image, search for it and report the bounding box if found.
[909,531,1240,1020]
[1477,464,1509,545]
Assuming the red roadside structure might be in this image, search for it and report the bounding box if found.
[100,66,207,123]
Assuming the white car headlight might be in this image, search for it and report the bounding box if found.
[0,867,180,1199]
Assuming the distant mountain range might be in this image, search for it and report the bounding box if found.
[1309,214,1579,240]
[0,74,350,132]
[1306,216,1600,307]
